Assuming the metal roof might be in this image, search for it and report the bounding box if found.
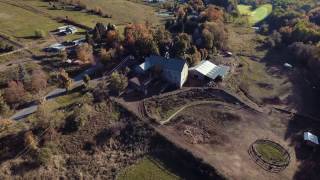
[304,132,319,145]
[138,56,186,72]
[190,60,229,80]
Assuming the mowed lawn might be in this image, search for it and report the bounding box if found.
[0,2,60,38]
[238,4,273,24]
[117,157,180,180]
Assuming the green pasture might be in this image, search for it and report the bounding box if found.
[238,4,273,24]
[117,156,180,180]
[0,2,60,38]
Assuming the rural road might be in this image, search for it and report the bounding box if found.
[10,55,134,120]
[10,65,100,120]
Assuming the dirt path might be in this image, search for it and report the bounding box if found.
[0,32,24,48]
[161,101,246,125]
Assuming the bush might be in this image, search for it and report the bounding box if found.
[34,30,46,38]
[0,93,10,116]
[36,147,53,165]
[0,119,14,133]
[24,131,38,151]
[69,103,93,131]
[109,72,128,95]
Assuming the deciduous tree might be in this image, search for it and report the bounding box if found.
[201,5,224,22]
[109,72,128,95]
[4,81,26,107]
[31,69,48,93]
[57,69,73,91]
[76,43,94,64]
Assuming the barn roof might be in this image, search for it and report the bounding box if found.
[138,56,186,73]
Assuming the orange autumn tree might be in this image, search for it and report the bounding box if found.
[106,30,119,45]
[76,43,94,64]
[124,23,159,57]
[200,5,224,22]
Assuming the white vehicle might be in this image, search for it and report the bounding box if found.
[45,43,66,52]
[71,37,86,46]
[284,63,293,69]
[57,25,78,35]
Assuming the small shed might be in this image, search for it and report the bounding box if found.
[189,60,229,81]
[304,132,319,146]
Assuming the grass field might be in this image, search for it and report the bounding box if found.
[238,4,273,24]
[117,156,180,180]
[256,143,287,163]
[0,2,60,38]
[27,0,161,26]
[0,0,161,40]
[80,0,161,25]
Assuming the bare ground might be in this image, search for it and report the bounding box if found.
[157,103,300,180]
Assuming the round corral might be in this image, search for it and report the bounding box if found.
[248,139,290,173]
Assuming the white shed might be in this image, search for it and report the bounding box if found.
[304,132,319,146]
[189,60,229,81]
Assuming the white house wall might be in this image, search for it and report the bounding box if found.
[180,64,189,88]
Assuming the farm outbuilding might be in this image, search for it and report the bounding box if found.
[189,60,229,81]
[304,132,319,146]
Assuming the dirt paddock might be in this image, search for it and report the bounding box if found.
[156,102,300,180]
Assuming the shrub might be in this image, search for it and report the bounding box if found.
[70,103,93,130]
[109,72,128,95]
[99,48,113,65]
[34,30,46,38]
[36,147,53,165]
[0,119,14,133]
[0,93,10,116]
[24,131,38,151]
